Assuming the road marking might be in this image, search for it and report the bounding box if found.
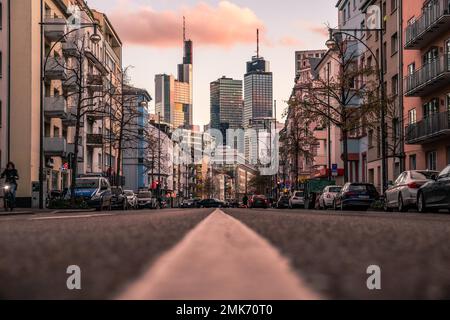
[30,214,114,221]
[117,209,321,300]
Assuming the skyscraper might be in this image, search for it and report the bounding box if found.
[155,18,193,129]
[243,30,273,163]
[210,76,243,134]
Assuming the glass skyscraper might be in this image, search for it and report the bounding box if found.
[210,76,243,134]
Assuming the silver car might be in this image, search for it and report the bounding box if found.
[318,186,342,209]
[384,170,439,212]
[124,190,138,209]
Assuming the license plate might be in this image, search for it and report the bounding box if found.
[359,195,370,199]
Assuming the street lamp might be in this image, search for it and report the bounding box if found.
[40,15,101,209]
[324,27,388,193]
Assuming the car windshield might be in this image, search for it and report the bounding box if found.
[328,187,342,193]
[294,192,304,197]
[75,179,99,189]
[411,171,438,180]
[138,192,152,198]
[348,184,376,192]
[124,191,134,196]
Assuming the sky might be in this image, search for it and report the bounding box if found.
[88,0,338,126]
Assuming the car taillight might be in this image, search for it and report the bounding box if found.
[408,182,420,189]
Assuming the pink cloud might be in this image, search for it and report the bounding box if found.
[108,1,265,48]
[279,36,302,47]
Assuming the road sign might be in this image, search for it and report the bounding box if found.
[332,164,338,177]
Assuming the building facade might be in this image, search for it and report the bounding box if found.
[122,86,152,192]
[210,76,243,140]
[403,0,450,173]
[0,0,122,207]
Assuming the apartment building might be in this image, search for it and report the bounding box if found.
[403,0,450,172]
[361,0,404,191]
[1,0,122,207]
[0,0,10,170]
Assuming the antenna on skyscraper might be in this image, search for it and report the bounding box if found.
[183,16,186,42]
[256,29,260,58]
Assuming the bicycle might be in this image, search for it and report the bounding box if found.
[3,183,15,211]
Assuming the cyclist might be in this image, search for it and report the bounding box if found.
[1,162,19,210]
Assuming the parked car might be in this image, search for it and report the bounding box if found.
[417,165,450,213]
[137,191,159,209]
[249,195,269,209]
[276,195,290,209]
[318,186,342,210]
[124,190,138,209]
[74,177,112,211]
[197,199,224,208]
[384,170,439,212]
[111,187,128,210]
[180,199,196,208]
[289,191,305,209]
[334,183,379,211]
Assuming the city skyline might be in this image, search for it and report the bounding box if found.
[88,0,338,126]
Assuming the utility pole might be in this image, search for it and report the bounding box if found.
[327,62,332,181]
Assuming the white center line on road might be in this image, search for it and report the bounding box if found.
[117,209,321,300]
[30,214,114,221]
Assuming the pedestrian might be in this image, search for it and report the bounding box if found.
[1,162,19,209]
[242,194,248,208]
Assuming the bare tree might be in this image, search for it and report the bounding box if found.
[51,33,110,202]
[294,40,382,182]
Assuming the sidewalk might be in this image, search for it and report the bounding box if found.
[0,208,96,217]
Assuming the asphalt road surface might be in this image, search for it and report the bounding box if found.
[1,207,450,299]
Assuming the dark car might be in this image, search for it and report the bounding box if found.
[111,187,128,210]
[334,183,379,211]
[197,199,224,208]
[276,196,290,209]
[417,165,450,213]
[249,195,269,209]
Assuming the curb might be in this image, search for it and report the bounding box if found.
[50,209,97,214]
[0,211,35,217]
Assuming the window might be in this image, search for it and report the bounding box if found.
[408,109,417,124]
[427,151,437,171]
[391,0,398,12]
[408,63,415,75]
[438,165,450,178]
[409,155,417,170]
[391,33,398,55]
[423,98,439,118]
[368,130,374,148]
[391,75,398,96]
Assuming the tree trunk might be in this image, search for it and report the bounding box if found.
[342,128,349,183]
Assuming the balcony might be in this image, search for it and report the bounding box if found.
[406,111,450,144]
[62,42,79,58]
[404,54,450,97]
[44,16,67,42]
[87,74,104,92]
[84,48,108,75]
[44,137,68,157]
[45,57,67,81]
[86,134,103,147]
[405,0,450,49]
[44,96,67,118]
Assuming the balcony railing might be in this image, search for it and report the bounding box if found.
[45,57,67,81]
[86,134,103,147]
[406,111,450,144]
[405,0,450,49]
[44,96,67,118]
[404,54,450,97]
[44,16,67,42]
[44,137,68,157]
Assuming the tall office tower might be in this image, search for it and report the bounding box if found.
[210,76,243,139]
[243,30,273,163]
[155,17,193,129]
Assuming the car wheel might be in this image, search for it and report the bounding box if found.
[417,192,427,214]
[333,200,337,211]
[383,198,392,212]
[398,194,407,212]
[123,201,128,211]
